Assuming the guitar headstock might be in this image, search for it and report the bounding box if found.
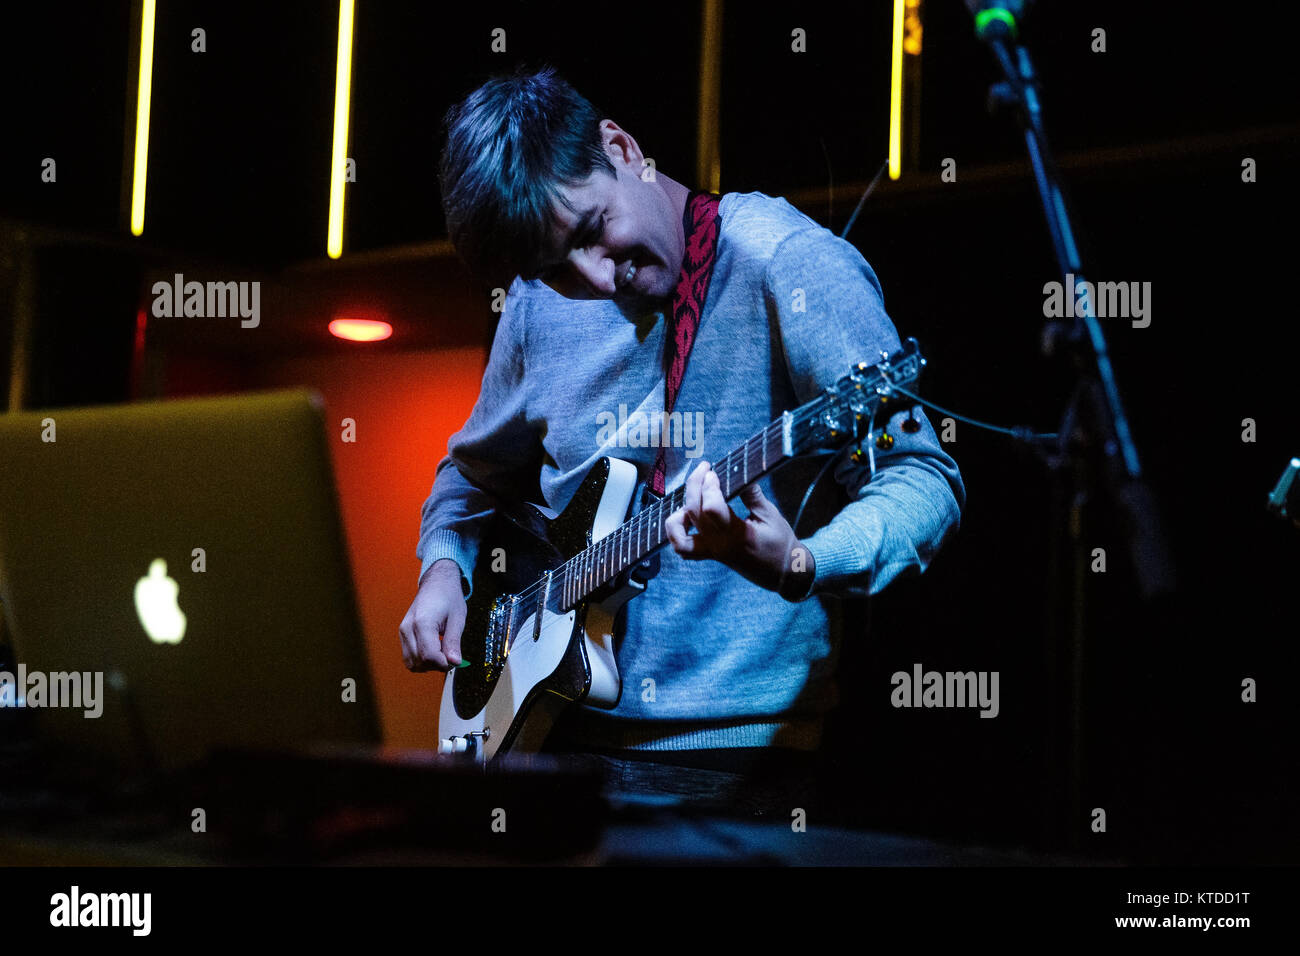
[789,337,926,456]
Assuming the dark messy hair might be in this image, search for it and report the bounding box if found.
[439,67,616,287]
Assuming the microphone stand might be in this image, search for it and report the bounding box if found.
[978,18,1176,852]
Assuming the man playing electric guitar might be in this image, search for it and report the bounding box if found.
[400,68,965,816]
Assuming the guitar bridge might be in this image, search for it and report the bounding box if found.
[482,594,515,681]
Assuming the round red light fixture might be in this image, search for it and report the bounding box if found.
[329,318,393,342]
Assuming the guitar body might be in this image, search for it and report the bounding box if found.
[438,457,643,763]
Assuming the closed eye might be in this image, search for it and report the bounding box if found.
[532,210,607,284]
[579,213,607,250]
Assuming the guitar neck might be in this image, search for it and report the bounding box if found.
[556,412,798,611]
[540,338,924,615]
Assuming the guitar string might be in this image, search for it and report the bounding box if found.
[551,356,924,609]
[494,367,911,633]
[498,364,921,633]
[499,412,793,637]
[558,414,783,606]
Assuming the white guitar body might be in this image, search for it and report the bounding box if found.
[437,458,641,764]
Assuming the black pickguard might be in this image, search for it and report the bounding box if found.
[451,459,624,727]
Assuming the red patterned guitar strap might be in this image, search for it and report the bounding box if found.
[650,190,722,496]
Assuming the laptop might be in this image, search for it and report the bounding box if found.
[0,389,381,771]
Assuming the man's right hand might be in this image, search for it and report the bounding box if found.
[399,558,468,672]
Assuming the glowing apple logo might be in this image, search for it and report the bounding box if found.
[134,559,186,644]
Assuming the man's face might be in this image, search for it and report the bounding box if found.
[526,122,683,309]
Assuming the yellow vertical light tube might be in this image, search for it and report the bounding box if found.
[327,0,356,259]
[130,0,157,236]
[696,0,723,194]
[889,0,905,180]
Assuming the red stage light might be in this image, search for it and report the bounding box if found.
[329,318,393,342]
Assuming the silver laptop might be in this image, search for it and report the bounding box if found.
[0,389,381,770]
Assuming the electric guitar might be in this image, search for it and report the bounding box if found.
[437,338,927,763]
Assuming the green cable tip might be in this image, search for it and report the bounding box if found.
[456,659,471,668]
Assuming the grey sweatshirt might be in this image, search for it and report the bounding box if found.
[417,192,965,752]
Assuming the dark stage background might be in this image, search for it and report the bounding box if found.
[1,0,1297,863]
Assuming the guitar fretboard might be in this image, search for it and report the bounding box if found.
[494,339,922,644]
[553,412,793,612]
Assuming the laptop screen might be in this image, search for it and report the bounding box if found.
[0,389,381,770]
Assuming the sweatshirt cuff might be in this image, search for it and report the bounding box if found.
[418,529,475,598]
[800,516,880,599]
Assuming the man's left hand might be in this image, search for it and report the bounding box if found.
[664,461,815,600]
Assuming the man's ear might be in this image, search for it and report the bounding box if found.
[598,119,644,172]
